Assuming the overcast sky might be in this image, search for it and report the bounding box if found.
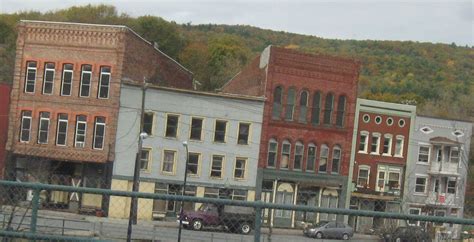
[1,0,472,46]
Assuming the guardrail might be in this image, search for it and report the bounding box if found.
[1,180,473,241]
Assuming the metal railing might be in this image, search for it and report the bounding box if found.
[1,179,473,241]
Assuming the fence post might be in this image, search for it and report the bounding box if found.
[29,188,40,234]
[254,201,263,242]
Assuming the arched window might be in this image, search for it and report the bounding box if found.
[294,141,304,170]
[267,138,278,168]
[331,146,342,174]
[306,143,316,172]
[280,140,291,169]
[272,86,283,119]
[336,95,346,127]
[323,93,334,125]
[299,91,309,123]
[311,91,321,125]
[285,88,296,121]
[319,144,329,173]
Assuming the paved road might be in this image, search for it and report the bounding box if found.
[1,208,380,241]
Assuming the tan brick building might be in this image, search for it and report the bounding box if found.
[6,20,193,211]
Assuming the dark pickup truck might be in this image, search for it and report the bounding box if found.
[177,203,255,234]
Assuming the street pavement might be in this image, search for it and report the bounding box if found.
[1,206,380,241]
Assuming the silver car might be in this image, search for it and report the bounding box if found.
[303,221,354,240]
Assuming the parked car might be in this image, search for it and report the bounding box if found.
[382,226,431,242]
[177,203,255,234]
[303,221,354,240]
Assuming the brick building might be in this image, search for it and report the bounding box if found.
[348,98,416,233]
[222,46,360,228]
[0,83,11,178]
[5,20,193,212]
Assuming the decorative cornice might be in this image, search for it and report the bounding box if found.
[273,65,353,83]
[274,55,358,76]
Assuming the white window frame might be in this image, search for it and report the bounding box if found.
[280,140,291,169]
[98,66,111,99]
[408,208,422,226]
[79,65,92,98]
[234,157,247,180]
[20,111,32,142]
[267,138,278,168]
[293,141,304,170]
[24,61,37,94]
[331,146,341,174]
[446,178,457,195]
[358,131,369,153]
[319,144,329,173]
[414,175,428,194]
[449,147,459,163]
[93,117,106,150]
[394,135,404,157]
[357,165,370,187]
[75,115,87,148]
[382,134,393,156]
[37,112,50,144]
[187,152,201,176]
[370,133,381,155]
[140,148,152,172]
[162,149,177,174]
[210,155,224,179]
[417,145,431,164]
[42,63,55,95]
[61,64,74,96]
[434,210,446,226]
[56,114,68,146]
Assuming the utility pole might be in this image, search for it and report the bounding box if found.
[126,78,147,242]
[178,141,190,242]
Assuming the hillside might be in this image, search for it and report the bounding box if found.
[0,4,473,121]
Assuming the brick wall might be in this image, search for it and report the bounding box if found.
[0,84,11,177]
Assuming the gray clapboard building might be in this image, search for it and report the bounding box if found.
[109,82,264,220]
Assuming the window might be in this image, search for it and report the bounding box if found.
[38,112,50,144]
[237,123,250,145]
[434,145,442,162]
[335,95,346,127]
[452,130,464,137]
[306,144,316,171]
[332,146,341,174]
[275,192,293,218]
[319,144,329,173]
[311,91,321,125]
[362,114,370,123]
[93,117,106,150]
[370,134,380,154]
[418,146,430,163]
[56,114,68,146]
[420,126,433,134]
[395,136,404,157]
[434,178,440,193]
[434,210,445,226]
[75,115,87,148]
[165,114,179,138]
[24,61,37,93]
[190,117,203,140]
[358,166,370,187]
[140,149,151,171]
[323,93,334,125]
[359,132,369,153]
[294,142,303,170]
[388,172,400,189]
[285,87,296,121]
[375,116,382,124]
[280,140,291,169]
[234,158,247,179]
[272,86,283,119]
[415,177,427,193]
[231,189,247,200]
[79,65,92,97]
[98,66,111,99]
[398,119,406,127]
[408,208,421,226]
[210,155,224,178]
[187,152,200,176]
[299,91,309,123]
[20,110,32,142]
[447,179,456,194]
[214,120,227,142]
[386,117,394,126]
[42,63,55,95]
[376,166,401,192]
[450,147,459,163]
[61,64,74,96]
[162,150,176,173]
[143,112,154,135]
[382,135,392,155]
[268,139,278,168]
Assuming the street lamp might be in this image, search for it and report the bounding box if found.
[178,141,189,242]
[126,132,148,242]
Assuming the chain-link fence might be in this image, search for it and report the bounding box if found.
[1,174,474,242]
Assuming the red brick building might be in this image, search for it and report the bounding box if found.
[222,46,360,227]
[5,20,193,211]
[0,83,11,178]
[348,98,416,233]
